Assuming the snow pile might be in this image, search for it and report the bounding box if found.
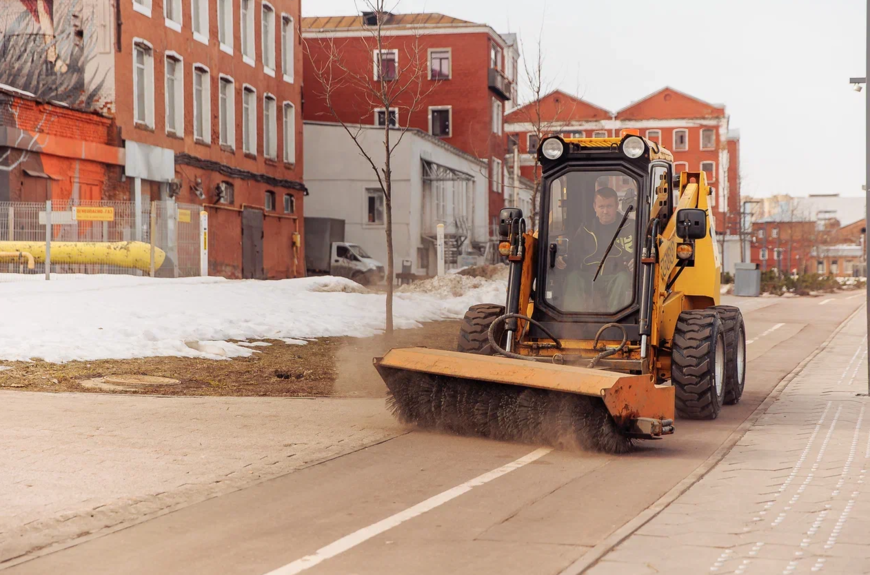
[0,274,505,363]
[397,274,500,298]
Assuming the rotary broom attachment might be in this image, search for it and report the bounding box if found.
[374,348,674,455]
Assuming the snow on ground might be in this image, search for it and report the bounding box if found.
[0,274,506,363]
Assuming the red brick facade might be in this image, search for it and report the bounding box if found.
[302,13,511,231]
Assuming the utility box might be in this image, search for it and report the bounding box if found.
[734,262,761,297]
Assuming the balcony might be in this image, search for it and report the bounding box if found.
[488,68,512,100]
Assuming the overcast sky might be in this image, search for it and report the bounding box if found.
[302,0,867,199]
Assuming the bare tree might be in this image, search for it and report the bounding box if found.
[303,1,437,334]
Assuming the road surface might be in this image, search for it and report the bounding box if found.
[3,292,865,575]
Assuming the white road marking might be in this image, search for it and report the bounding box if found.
[263,447,553,575]
[847,294,864,300]
[746,323,785,345]
[819,299,834,306]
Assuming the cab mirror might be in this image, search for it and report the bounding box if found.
[498,208,523,240]
[676,209,707,240]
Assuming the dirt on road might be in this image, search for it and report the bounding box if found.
[0,321,461,398]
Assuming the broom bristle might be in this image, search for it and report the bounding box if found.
[380,367,632,454]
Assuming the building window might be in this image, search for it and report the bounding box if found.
[492,99,503,135]
[243,86,257,154]
[366,189,385,224]
[492,158,503,193]
[817,260,825,274]
[831,259,839,275]
[193,65,210,143]
[845,260,854,275]
[265,191,276,211]
[241,0,255,62]
[592,131,607,138]
[283,102,296,164]
[430,49,450,80]
[760,248,768,260]
[561,131,584,138]
[133,42,154,128]
[264,94,277,160]
[673,129,688,151]
[646,129,661,144]
[701,161,715,182]
[528,134,540,153]
[758,228,765,239]
[430,107,451,137]
[375,108,397,127]
[219,76,235,147]
[674,161,688,174]
[284,193,295,214]
[133,0,151,17]
[164,0,181,30]
[490,43,502,70]
[165,55,183,136]
[701,128,715,150]
[217,181,234,204]
[772,227,779,238]
[374,50,398,81]
[191,0,208,42]
[507,134,518,154]
[262,3,276,73]
[218,0,232,51]
[282,15,294,81]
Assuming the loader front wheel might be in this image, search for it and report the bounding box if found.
[458,304,506,355]
[714,305,746,405]
[672,310,727,420]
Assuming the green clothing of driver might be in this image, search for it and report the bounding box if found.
[562,187,634,312]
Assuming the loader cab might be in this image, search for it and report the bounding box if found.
[533,135,674,341]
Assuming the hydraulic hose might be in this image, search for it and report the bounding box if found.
[487,313,563,362]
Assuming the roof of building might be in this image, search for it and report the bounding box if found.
[505,90,612,124]
[302,13,479,31]
[818,244,864,257]
[762,195,866,227]
[616,86,726,120]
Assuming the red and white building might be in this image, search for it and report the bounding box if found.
[302,11,517,237]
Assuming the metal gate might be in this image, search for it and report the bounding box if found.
[242,208,264,279]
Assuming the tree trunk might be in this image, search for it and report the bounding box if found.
[383,113,394,335]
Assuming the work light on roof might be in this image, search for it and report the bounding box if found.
[541,138,564,160]
[622,136,645,159]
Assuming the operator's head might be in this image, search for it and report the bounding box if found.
[594,187,619,225]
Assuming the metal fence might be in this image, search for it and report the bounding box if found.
[0,200,205,280]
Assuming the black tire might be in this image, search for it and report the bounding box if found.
[457,304,506,355]
[672,309,727,420]
[714,305,746,405]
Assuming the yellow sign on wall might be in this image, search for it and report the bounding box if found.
[74,207,114,222]
[178,209,191,223]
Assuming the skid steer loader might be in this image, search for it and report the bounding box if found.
[375,133,747,453]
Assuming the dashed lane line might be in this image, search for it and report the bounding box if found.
[746,323,785,345]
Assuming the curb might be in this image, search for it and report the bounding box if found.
[558,304,866,575]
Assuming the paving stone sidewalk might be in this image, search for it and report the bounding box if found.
[587,311,870,574]
[0,393,400,565]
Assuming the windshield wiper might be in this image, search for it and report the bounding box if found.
[593,205,635,282]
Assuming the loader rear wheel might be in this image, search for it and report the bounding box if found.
[672,309,727,420]
[714,305,746,405]
[458,304,506,355]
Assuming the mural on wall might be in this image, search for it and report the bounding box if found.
[0,0,108,109]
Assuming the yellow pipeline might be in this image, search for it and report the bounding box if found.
[0,241,165,272]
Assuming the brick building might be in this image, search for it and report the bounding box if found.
[0,0,305,279]
[302,11,516,237]
[750,219,817,274]
[504,87,741,238]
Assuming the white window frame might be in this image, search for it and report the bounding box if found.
[281,13,294,83]
[673,129,688,151]
[262,2,276,77]
[283,102,296,164]
[760,248,768,260]
[817,260,825,274]
[645,129,661,142]
[218,0,233,54]
[674,161,688,174]
[428,106,452,138]
[132,39,155,129]
[283,193,296,214]
[374,108,398,128]
[772,227,779,239]
[491,158,503,193]
[265,190,276,211]
[527,133,540,153]
[701,161,716,182]
[373,49,399,81]
[133,0,151,18]
[241,0,255,66]
[242,85,258,155]
[492,98,503,135]
[365,188,385,226]
[700,128,716,151]
[164,0,182,31]
[164,52,184,137]
[191,0,208,43]
[592,130,607,138]
[263,93,277,160]
[218,74,235,149]
[193,64,211,144]
[428,48,451,80]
